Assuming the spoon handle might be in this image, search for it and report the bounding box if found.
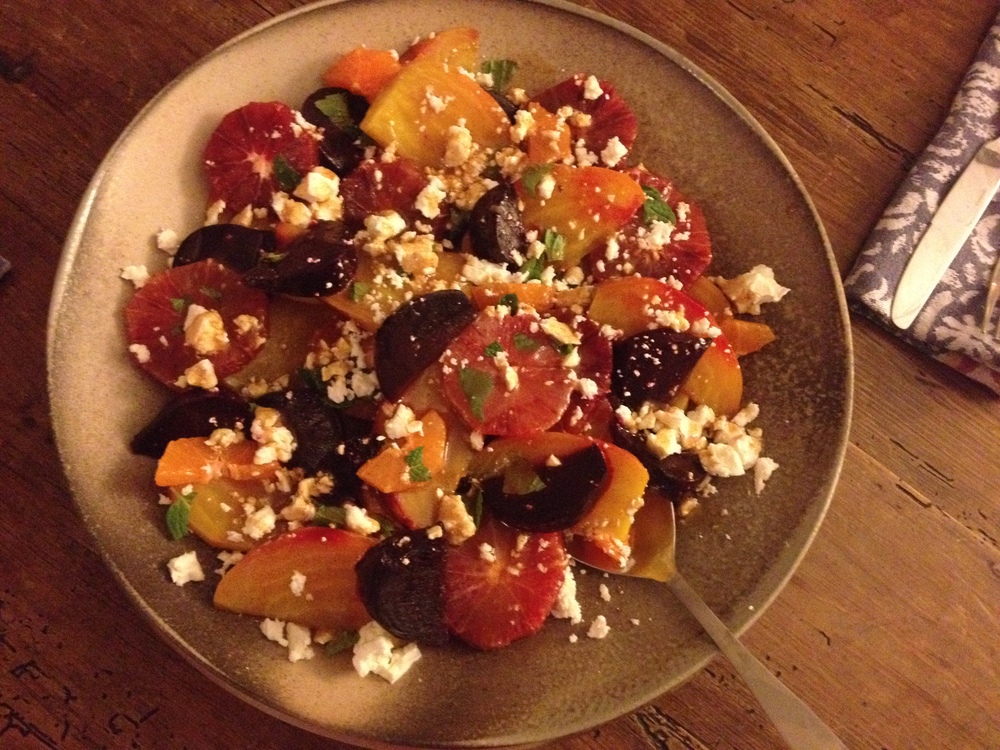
[667,574,848,750]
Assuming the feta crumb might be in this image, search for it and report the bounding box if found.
[352,621,421,683]
[699,443,746,477]
[754,456,779,494]
[479,543,498,563]
[128,343,151,363]
[286,622,315,662]
[582,75,604,100]
[600,136,628,167]
[167,551,204,586]
[599,583,611,602]
[384,403,423,440]
[438,493,477,545]
[204,199,226,225]
[712,265,790,314]
[184,307,229,356]
[215,550,243,576]
[242,504,277,540]
[414,176,447,219]
[120,264,150,288]
[290,570,307,597]
[156,228,180,254]
[550,567,583,624]
[587,614,610,639]
[344,503,381,535]
[260,618,288,646]
[184,359,218,390]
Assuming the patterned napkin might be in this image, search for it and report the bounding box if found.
[843,12,1000,393]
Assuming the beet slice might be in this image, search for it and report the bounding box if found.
[130,388,251,458]
[299,86,370,177]
[173,224,277,272]
[242,222,357,297]
[481,444,607,532]
[355,530,450,645]
[610,418,706,500]
[611,328,710,408]
[467,182,525,269]
[375,290,477,402]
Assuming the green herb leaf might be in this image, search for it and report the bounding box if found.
[405,446,432,483]
[513,333,541,352]
[297,367,325,393]
[261,251,287,264]
[542,228,566,261]
[349,281,371,302]
[313,504,347,527]
[497,293,519,315]
[325,629,360,656]
[314,93,360,135]
[199,285,222,300]
[642,185,677,225]
[519,256,545,281]
[480,59,518,91]
[521,164,554,197]
[502,456,546,495]
[461,481,484,528]
[484,340,503,358]
[459,367,494,421]
[273,154,301,192]
[556,342,576,357]
[166,489,195,540]
[170,297,190,313]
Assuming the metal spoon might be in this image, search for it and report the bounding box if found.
[583,498,848,750]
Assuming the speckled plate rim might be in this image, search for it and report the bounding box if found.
[47,0,854,747]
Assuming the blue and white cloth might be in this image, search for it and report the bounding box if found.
[844,12,1000,393]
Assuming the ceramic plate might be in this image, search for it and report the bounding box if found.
[48,0,852,746]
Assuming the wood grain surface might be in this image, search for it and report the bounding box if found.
[2,1,999,748]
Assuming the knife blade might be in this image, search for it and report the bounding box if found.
[891,136,1000,329]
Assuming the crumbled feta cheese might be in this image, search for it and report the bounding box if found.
[539,317,581,346]
[384,403,423,440]
[479,543,498,563]
[415,176,447,219]
[242,504,277,540]
[156,228,180,255]
[128,343,151,363]
[289,570,307,597]
[712,265,790,314]
[600,136,628,167]
[699,443,746,477]
[587,614,610,639]
[184,307,229,356]
[582,75,604,100]
[286,622,315,662]
[352,621,421,683]
[365,210,407,243]
[550,567,583,624]
[205,199,226,225]
[599,583,611,602]
[443,124,473,167]
[260,618,289,646]
[293,166,340,203]
[167,551,204,586]
[754,456,779,494]
[510,108,535,143]
[438,493,477,544]
[344,503,381,535]
[251,406,296,463]
[184,359,218,390]
[120,264,150,288]
[537,172,556,200]
[215,550,243,576]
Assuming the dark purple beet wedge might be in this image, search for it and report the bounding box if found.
[611,328,710,408]
[374,290,477,402]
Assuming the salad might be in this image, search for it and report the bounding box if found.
[121,26,789,683]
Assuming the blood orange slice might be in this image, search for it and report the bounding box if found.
[533,75,638,157]
[124,259,269,388]
[340,157,431,229]
[443,515,568,650]
[439,311,574,436]
[202,101,319,213]
[592,167,713,285]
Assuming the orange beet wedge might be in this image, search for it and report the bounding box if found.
[323,47,402,101]
[213,527,375,630]
[361,58,510,167]
[356,410,448,494]
[155,437,279,487]
[518,165,645,267]
[400,26,480,69]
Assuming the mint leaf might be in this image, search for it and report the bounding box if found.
[325,629,360,655]
[497,293,519,315]
[461,481,484,527]
[480,59,518,91]
[519,256,544,281]
[273,154,301,192]
[484,340,503,358]
[542,228,565,261]
[313,504,347,527]
[199,285,222,300]
[170,297,190,313]
[521,164,554,197]
[513,333,541,352]
[314,93,360,135]
[642,185,677,225]
[166,489,195,540]
[349,281,371,302]
[459,367,494,421]
[405,447,432,482]
[502,456,546,495]
[556,342,576,357]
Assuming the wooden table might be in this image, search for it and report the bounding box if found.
[2,1,999,748]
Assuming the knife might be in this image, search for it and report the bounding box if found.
[891,135,1000,329]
